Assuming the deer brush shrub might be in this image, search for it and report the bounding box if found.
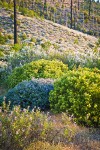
[49,68,100,127]
[5,78,54,110]
[0,103,53,150]
[6,59,68,88]
[0,103,78,150]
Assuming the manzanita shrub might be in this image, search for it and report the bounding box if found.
[49,68,100,127]
[5,78,54,110]
[6,59,68,88]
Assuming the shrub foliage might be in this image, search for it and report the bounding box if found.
[5,78,54,110]
[49,68,100,127]
[6,59,68,88]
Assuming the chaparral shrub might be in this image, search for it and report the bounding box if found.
[49,68,100,127]
[0,103,79,150]
[5,78,54,110]
[6,59,68,88]
[0,32,8,44]
[0,103,53,150]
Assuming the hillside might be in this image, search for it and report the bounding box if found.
[1,0,100,36]
[0,8,98,46]
[0,6,100,150]
[32,0,100,36]
[0,8,99,68]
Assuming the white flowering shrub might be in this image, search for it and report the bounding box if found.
[7,44,100,72]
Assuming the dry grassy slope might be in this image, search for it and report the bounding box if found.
[0,8,99,53]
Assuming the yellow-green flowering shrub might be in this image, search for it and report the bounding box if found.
[6,59,68,88]
[49,68,100,127]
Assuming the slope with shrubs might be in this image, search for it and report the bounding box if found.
[0,7,99,62]
[0,7,100,81]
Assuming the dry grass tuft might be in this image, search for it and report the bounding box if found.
[24,141,79,150]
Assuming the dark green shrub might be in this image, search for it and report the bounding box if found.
[19,7,39,18]
[49,68,100,127]
[87,58,100,70]
[6,59,68,88]
[2,2,9,8]
[0,50,5,58]
[17,20,21,26]
[0,1,2,6]
[10,13,14,19]
[96,38,100,47]
[31,37,37,43]
[41,41,52,51]
[11,43,22,52]
[19,7,29,16]
[8,34,13,39]
[21,33,27,40]
[0,96,4,106]
[0,33,7,44]
[1,2,13,10]
[28,10,35,17]
[5,78,54,110]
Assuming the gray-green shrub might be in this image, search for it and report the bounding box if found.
[5,78,54,110]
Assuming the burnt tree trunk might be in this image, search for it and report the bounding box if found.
[70,0,73,28]
[78,0,80,10]
[14,0,17,44]
[89,0,91,17]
